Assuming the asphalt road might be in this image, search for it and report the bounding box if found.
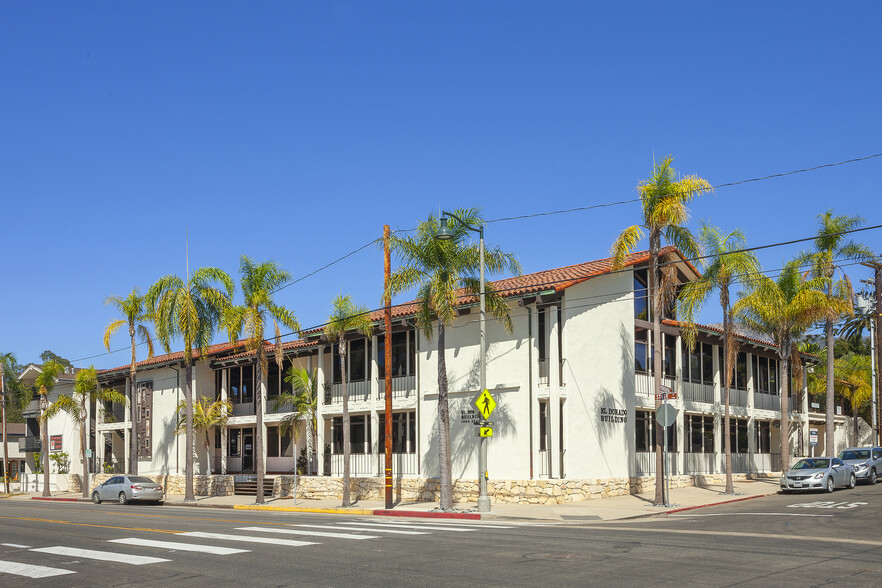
[2,483,882,587]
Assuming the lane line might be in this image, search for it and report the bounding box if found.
[108,538,250,555]
[236,527,377,540]
[670,513,834,518]
[178,532,318,548]
[1,544,31,548]
[31,546,170,566]
[0,560,76,579]
[0,515,180,535]
[290,524,429,535]
[575,526,882,547]
[338,522,474,532]
[374,521,514,529]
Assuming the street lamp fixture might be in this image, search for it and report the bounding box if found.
[436,211,490,513]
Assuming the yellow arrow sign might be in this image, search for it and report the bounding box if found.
[479,426,493,438]
[475,389,497,420]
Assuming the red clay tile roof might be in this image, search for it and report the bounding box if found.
[99,341,245,377]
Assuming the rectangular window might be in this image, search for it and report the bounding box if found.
[539,401,548,451]
[332,417,343,454]
[663,335,676,378]
[736,353,747,390]
[687,415,715,453]
[215,370,222,401]
[636,410,676,451]
[229,367,241,404]
[378,331,412,378]
[267,361,280,400]
[332,344,342,384]
[241,365,254,403]
[701,343,714,385]
[331,415,371,454]
[769,359,778,395]
[756,421,771,453]
[349,339,367,381]
[635,329,648,373]
[281,428,294,457]
[634,271,648,320]
[267,426,280,458]
[688,349,700,384]
[538,309,546,362]
[378,411,416,454]
[228,429,241,457]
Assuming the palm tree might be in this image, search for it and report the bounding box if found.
[34,360,63,497]
[800,211,874,457]
[324,295,372,507]
[103,287,155,475]
[388,209,521,509]
[146,267,234,502]
[678,225,759,494]
[833,353,873,446]
[734,261,834,470]
[275,367,319,475]
[222,256,299,504]
[41,367,125,498]
[1,352,17,494]
[611,156,712,506]
[174,396,233,474]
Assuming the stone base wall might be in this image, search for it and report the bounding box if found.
[83,474,236,497]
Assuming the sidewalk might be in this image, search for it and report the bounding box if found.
[6,478,780,521]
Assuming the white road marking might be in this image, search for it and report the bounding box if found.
[291,524,429,535]
[574,526,882,547]
[235,527,377,540]
[670,513,834,518]
[178,532,317,548]
[30,546,170,566]
[0,560,76,578]
[108,538,251,555]
[338,522,474,532]
[380,521,514,529]
[1,544,31,549]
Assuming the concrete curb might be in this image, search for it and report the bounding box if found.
[662,492,777,515]
[373,509,481,520]
[31,496,82,502]
[232,504,375,515]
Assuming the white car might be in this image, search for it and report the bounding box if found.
[838,447,882,484]
[92,475,164,504]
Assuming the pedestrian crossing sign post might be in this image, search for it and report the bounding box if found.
[479,426,493,437]
[475,389,497,420]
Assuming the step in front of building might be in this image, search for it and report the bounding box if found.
[233,478,275,496]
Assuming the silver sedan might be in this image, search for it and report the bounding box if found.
[838,447,882,484]
[780,457,856,493]
[92,475,164,504]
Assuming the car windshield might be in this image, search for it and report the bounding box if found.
[793,459,829,470]
[129,476,155,483]
[840,450,871,460]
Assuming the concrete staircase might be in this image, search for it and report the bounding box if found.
[233,477,275,496]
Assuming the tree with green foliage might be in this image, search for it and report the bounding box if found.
[612,156,712,505]
[147,267,234,502]
[833,353,873,445]
[799,211,875,456]
[388,209,521,509]
[42,367,125,497]
[222,256,299,504]
[103,287,155,475]
[734,261,834,470]
[39,350,72,370]
[323,295,372,507]
[678,225,759,494]
[275,367,319,475]
[34,360,64,497]
[174,396,233,475]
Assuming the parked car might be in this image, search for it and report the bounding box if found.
[838,447,882,485]
[92,475,164,505]
[780,457,856,493]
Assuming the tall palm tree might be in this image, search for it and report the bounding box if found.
[174,396,233,474]
[800,211,874,456]
[275,367,319,475]
[611,156,712,506]
[223,256,299,504]
[388,209,521,509]
[34,360,63,497]
[679,225,759,494]
[734,261,833,470]
[103,287,155,475]
[833,353,873,446]
[324,295,372,507]
[0,352,17,494]
[41,367,125,498]
[146,267,234,502]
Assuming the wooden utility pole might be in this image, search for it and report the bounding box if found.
[1,363,9,495]
[862,260,882,445]
[384,225,394,509]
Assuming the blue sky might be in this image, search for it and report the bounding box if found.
[2,2,880,369]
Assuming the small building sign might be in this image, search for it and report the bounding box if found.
[810,429,818,447]
[50,435,62,451]
[600,407,627,423]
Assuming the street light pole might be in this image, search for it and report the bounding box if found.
[436,211,490,513]
[857,292,878,443]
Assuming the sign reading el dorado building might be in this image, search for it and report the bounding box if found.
[599,407,627,423]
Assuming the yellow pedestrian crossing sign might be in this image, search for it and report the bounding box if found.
[475,389,497,420]
[479,426,493,437]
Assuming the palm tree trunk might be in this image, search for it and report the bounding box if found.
[723,293,734,494]
[41,394,50,497]
[2,369,9,495]
[649,234,665,506]
[438,321,453,509]
[80,408,89,499]
[255,355,266,504]
[825,312,835,457]
[130,329,138,476]
[780,352,790,471]
[311,415,318,476]
[341,344,351,507]
[184,358,195,502]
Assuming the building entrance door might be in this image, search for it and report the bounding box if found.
[243,430,254,472]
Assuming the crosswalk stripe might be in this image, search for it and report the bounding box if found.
[30,546,170,566]
[108,538,251,555]
[378,521,514,530]
[0,560,76,579]
[338,522,474,532]
[178,532,317,548]
[1,544,31,549]
[236,527,377,540]
[290,524,429,535]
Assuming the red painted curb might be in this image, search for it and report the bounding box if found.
[373,509,481,520]
[31,497,79,502]
[663,493,773,515]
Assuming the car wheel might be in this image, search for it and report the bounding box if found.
[848,473,856,489]
[118,492,128,505]
[92,492,101,504]
[826,476,835,493]
[871,469,877,485]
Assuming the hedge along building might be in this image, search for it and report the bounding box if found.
[20,247,859,501]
